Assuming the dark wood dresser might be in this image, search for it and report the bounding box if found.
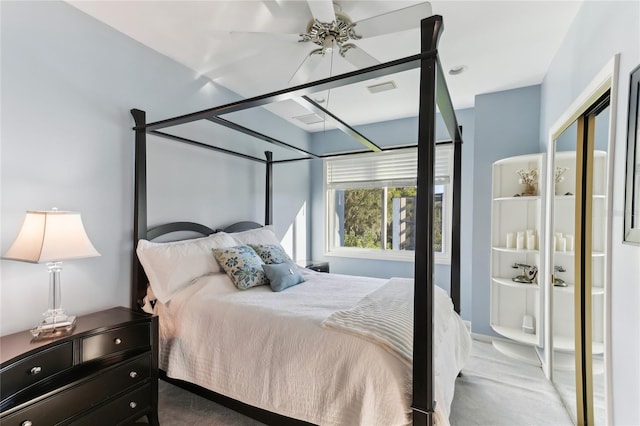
[0,307,158,425]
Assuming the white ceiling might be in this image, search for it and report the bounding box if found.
[67,0,583,131]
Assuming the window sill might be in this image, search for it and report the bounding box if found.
[325,248,451,265]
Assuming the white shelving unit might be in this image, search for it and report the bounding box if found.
[490,153,544,349]
[490,151,607,364]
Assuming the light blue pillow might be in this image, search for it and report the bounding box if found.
[262,260,305,292]
[249,243,292,264]
[213,245,268,290]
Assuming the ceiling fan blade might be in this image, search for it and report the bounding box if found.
[289,50,325,86]
[228,31,301,43]
[307,0,336,23]
[341,45,380,69]
[352,2,433,38]
[199,32,300,79]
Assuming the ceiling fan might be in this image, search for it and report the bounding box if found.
[288,1,433,85]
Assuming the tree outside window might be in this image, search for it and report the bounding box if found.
[335,186,444,253]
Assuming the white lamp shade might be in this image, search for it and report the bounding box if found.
[4,210,100,263]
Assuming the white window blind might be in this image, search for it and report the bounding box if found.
[325,145,453,189]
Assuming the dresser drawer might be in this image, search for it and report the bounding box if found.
[0,341,73,401]
[1,354,151,426]
[70,384,151,426]
[82,323,149,361]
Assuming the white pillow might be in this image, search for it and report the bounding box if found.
[230,225,281,246]
[136,232,237,303]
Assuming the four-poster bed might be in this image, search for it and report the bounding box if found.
[131,15,466,426]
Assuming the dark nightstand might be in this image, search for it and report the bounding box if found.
[298,260,330,273]
[0,307,158,426]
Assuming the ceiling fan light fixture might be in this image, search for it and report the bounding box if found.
[367,81,397,94]
[323,35,336,50]
[301,13,357,48]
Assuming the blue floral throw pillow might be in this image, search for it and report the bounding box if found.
[249,243,292,264]
[213,245,268,290]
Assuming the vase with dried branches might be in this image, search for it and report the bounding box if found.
[555,167,569,195]
[517,168,538,196]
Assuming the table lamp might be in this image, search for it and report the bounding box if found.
[3,209,100,337]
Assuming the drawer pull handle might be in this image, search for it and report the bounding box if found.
[129,371,138,379]
[30,366,42,375]
[129,401,137,409]
[114,338,122,345]
[21,421,33,426]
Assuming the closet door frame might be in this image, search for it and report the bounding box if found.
[544,55,619,425]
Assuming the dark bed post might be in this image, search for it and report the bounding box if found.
[131,109,147,311]
[413,15,443,426]
[265,151,273,225]
[451,126,463,314]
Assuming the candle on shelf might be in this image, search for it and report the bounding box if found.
[527,234,536,250]
[553,236,557,251]
[516,232,525,250]
[557,236,567,252]
[506,232,515,249]
[566,234,574,251]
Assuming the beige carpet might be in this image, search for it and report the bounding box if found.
[157,339,573,425]
[449,340,572,426]
[158,379,264,425]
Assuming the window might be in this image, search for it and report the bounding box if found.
[324,146,454,263]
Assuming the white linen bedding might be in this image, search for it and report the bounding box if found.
[154,269,471,426]
[323,277,415,366]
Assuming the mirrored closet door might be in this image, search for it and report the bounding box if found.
[546,56,617,426]
[549,121,580,423]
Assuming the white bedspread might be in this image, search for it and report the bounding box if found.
[322,277,414,366]
[155,270,471,426]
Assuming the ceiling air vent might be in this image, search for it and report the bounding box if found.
[367,81,397,94]
[293,113,324,125]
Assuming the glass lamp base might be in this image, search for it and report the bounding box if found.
[30,313,76,338]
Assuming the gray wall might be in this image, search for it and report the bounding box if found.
[0,1,310,335]
[309,108,476,321]
[539,1,640,423]
[471,85,542,335]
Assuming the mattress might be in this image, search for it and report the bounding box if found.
[153,269,471,425]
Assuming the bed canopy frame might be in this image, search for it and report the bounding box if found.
[131,15,463,426]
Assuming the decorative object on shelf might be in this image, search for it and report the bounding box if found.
[555,166,569,183]
[3,209,100,338]
[511,262,538,283]
[521,314,535,334]
[506,232,515,249]
[526,229,536,250]
[554,232,567,252]
[507,229,537,250]
[555,166,569,195]
[566,234,574,251]
[516,168,538,196]
[552,265,568,287]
